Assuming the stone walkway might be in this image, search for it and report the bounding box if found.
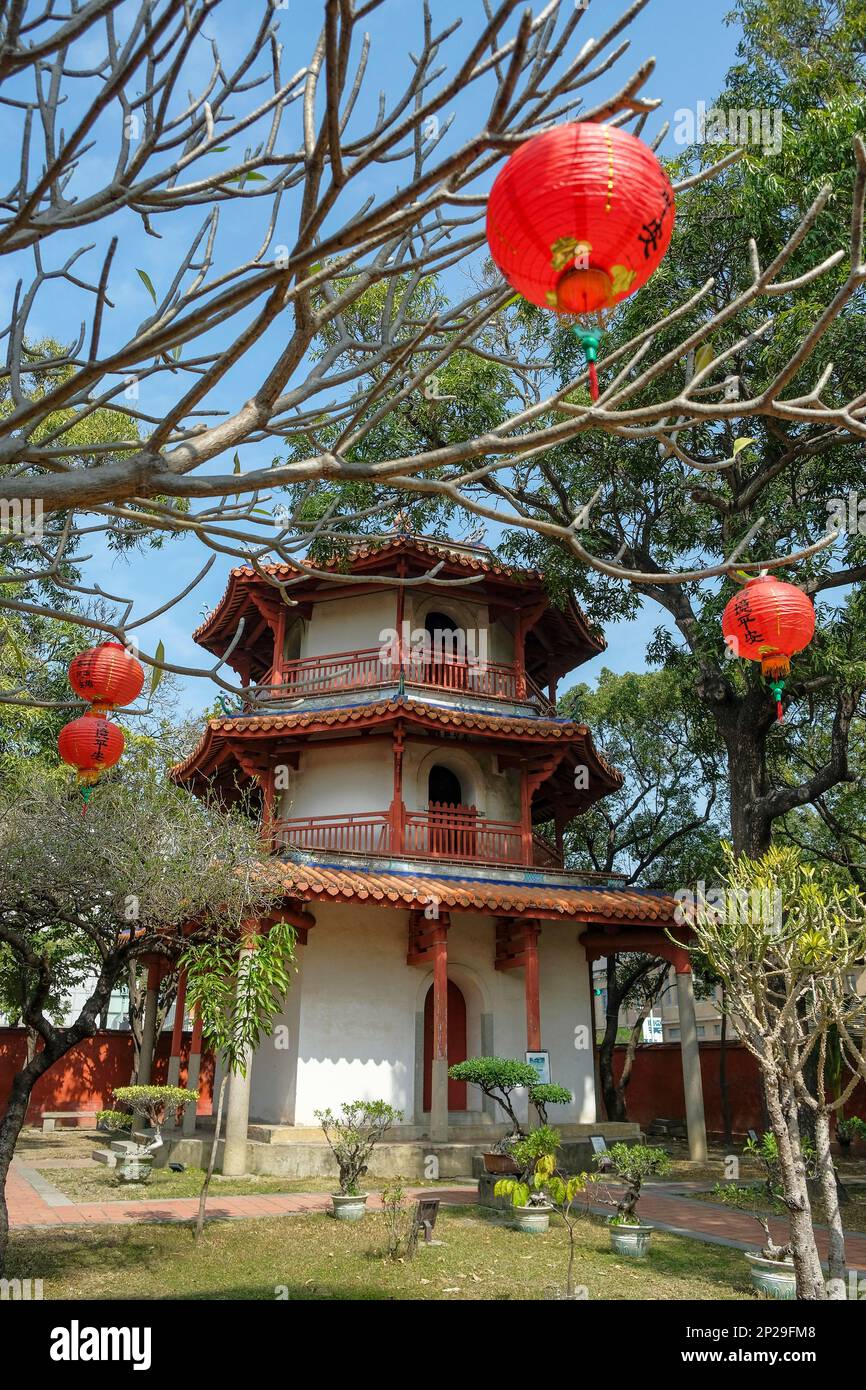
[7,1162,866,1271]
[6,1162,478,1229]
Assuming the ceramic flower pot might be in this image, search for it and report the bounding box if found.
[116,1152,154,1184]
[482,1153,520,1175]
[511,1203,552,1234]
[609,1222,653,1257]
[331,1193,368,1222]
[745,1252,797,1299]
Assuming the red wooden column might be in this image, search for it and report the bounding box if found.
[407,912,451,1141]
[389,724,405,855]
[519,768,533,866]
[495,918,543,1048]
[183,1003,204,1136]
[163,969,188,1132]
[430,924,449,1141]
[513,612,527,698]
[523,924,542,1051]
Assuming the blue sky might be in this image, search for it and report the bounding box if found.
[15,0,745,716]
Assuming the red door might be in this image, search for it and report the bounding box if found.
[423,979,467,1112]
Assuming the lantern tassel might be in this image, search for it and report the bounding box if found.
[769,679,785,724]
[588,360,599,401]
[574,328,602,402]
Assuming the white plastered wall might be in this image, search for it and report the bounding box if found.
[249,904,597,1127]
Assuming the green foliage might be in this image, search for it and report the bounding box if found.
[314,1100,402,1196]
[557,669,725,886]
[380,1180,416,1261]
[509,1125,561,1175]
[745,1129,816,1190]
[182,920,297,1078]
[597,1142,671,1186]
[96,1110,134,1133]
[836,1116,866,1143]
[112,1086,198,1129]
[527,1084,572,1124]
[448,1057,539,1133]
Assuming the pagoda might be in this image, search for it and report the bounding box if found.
[173,535,705,1172]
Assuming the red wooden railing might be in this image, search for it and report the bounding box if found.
[268,646,554,712]
[273,811,391,856]
[274,804,528,866]
[404,802,525,864]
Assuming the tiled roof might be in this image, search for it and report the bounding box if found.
[171,695,622,786]
[273,860,678,924]
[192,535,604,662]
[192,538,536,642]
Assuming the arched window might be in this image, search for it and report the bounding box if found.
[423,609,465,690]
[428,764,462,807]
[427,764,476,858]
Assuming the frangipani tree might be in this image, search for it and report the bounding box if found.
[181,920,297,1238]
[688,844,866,1300]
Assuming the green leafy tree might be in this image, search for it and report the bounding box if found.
[182,921,297,1238]
[0,764,285,1274]
[691,845,866,1298]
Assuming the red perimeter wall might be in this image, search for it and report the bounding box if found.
[0,1028,214,1125]
[610,1040,866,1134]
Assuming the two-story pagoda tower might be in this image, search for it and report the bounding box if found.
[174,535,702,1173]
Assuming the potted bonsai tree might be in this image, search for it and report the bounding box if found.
[836,1116,866,1149]
[96,1109,133,1135]
[494,1124,561,1232]
[315,1100,402,1220]
[594,1141,670,1257]
[500,1147,591,1294]
[739,1130,815,1298]
[448,1057,571,1172]
[111,1085,199,1184]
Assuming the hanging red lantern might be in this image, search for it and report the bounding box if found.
[722,574,816,721]
[68,641,144,711]
[58,713,125,799]
[486,121,675,399]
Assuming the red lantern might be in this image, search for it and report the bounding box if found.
[722,575,815,720]
[68,641,144,711]
[486,122,674,397]
[58,713,125,794]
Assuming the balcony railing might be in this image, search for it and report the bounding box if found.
[265,647,554,712]
[274,803,540,867]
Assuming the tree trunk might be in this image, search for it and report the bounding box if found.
[195,1072,228,1241]
[0,1038,69,1273]
[718,988,733,1148]
[763,1073,826,1300]
[127,961,144,1084]
[723,720,772,857]
[814,1107,846,1298]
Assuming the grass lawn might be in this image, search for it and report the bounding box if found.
[6,1206,755,1301]
[689,1185,866,1234]
[42,1166,474,1202]
[658,1137,866,1186]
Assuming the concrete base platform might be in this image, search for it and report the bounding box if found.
[152,1122,642,1180]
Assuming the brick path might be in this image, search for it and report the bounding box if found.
[6,1162,478,1230]
[6,1161,866,1270]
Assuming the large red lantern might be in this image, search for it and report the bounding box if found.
[722,574,816,721]
[68,640,144,710]
[486,122,675,398]
[58,713,125,798]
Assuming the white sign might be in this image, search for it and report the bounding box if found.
[642,1016,664,1044]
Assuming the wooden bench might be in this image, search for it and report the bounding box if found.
[41,1111,93,1133]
